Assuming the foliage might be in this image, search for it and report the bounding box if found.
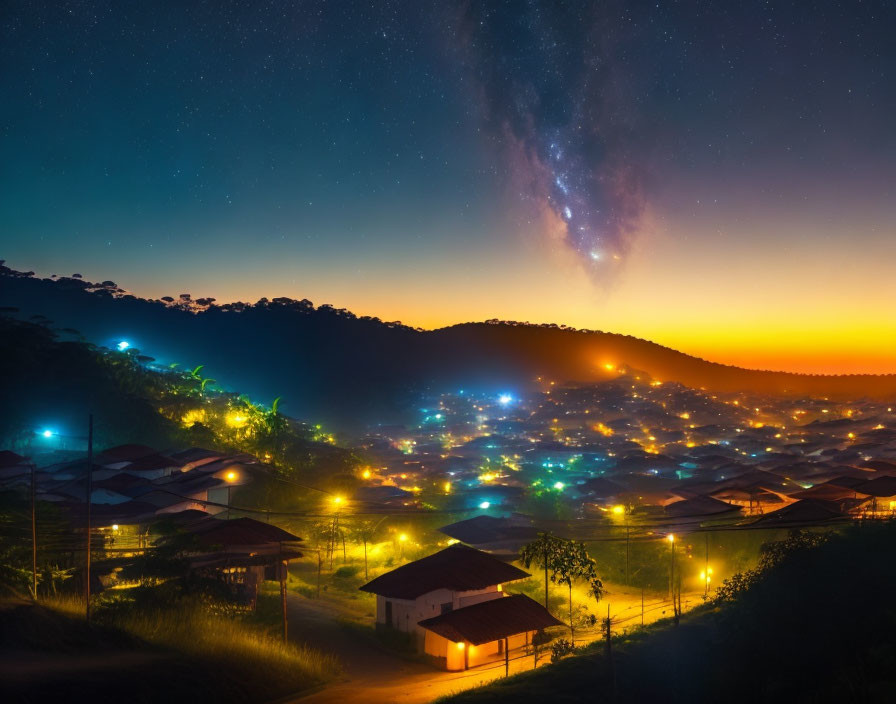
[549,638,574,663]
[713,530,829,604]
[440,524,896,704]
[519,532,566,608]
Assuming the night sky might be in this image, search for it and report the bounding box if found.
[2,1,895,372]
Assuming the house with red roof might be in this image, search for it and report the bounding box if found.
[360,544,561,670]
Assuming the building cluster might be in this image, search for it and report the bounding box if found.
[0,443,299,605]
[353,369,896,530]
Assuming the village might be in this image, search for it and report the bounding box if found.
[4,365,896,701]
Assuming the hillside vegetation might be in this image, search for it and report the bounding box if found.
[4,264,896,429]
[440,525,896,704]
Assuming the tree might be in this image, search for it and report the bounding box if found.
[346,517,387,580]
[551,540,598,645]
[520,532,564,609]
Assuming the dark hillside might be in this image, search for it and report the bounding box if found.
[3,264,896,429]
[441,525,896,704]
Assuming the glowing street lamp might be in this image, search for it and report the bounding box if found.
[611,504,625,516]
[478,501,491,509]
[498,394,513,406]
[40,429,55,438]
[117,340,130,351]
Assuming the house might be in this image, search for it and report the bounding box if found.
[179,517,303,607]
[360,544,560,670]
[419,593,561,670]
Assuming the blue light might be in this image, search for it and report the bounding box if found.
[478,501,491,509]
[117,340,130,351]
[498,394,513,406]
[40,429,54,438]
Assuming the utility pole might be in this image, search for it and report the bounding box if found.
[604,603,612,656]
[504,637,509,677]
[279,549,288,642]
[85,414,93,624]
[668,535,675,600]
[704,532,710,598]
[30,461,37,599]
[624,523,630,585]
[640,587,644,626]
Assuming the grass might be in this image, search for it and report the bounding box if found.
[3,590,339,704]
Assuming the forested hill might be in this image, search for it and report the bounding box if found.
[2,263,895,427]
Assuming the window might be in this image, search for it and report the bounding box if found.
[440,602,452,615]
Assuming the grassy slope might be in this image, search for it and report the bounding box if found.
[440,525,896,704]
[0,594,338,704]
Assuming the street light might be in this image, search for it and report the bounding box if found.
[35,417,94,620]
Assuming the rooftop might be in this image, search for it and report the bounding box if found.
[418,594,562,645]
[359,544,529,600]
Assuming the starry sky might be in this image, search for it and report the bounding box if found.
[2,1,895,373]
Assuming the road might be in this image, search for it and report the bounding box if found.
[282,585,703,704]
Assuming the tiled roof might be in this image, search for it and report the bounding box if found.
[418,594,562,645]
[359,544,529,600]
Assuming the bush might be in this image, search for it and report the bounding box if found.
[333,565,361,579]
[550,638,574,663]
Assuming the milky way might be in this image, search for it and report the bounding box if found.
[455,1,649,272]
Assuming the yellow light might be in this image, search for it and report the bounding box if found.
[225,470,238,482]
[456,641,465,650]
[603,363,615,371]
[226,412,248,428]
[399,533,408,542]
[611,505,625,515]
[847,432,856,439]
[332,496,344,506]
[112,524,119,531]
[593,422,614,437]
[679,412,690,420]
[443,481,452,493]
[361,469,371,479]
[181,409,206,427]
[667,534,675,543]
[497,583,503,592]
